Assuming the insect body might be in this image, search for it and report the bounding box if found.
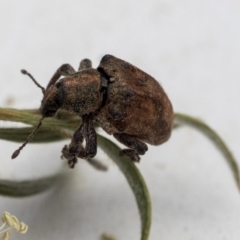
[12,55,173,168]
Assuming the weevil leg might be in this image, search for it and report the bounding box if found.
[61,145,78,168]
[85,118,97,158]
[62,114,97,168]
[68,123,85,156]
[113,133,148,162]
[78,59,92,70]
[120,149,140,162]
[77,115,97,159]
[61,122,86,168]
[46,64,76,89]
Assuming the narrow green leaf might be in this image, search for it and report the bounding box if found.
[0,127,69,143]
[0,173,64,197]
[1,107,151,238]
[174,113,240,191]
[97,135,151,240]
[0,107,79,130]
[3,108,238,237]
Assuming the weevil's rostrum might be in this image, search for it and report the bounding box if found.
[12,55,173,168]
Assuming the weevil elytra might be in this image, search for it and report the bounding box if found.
[12,55,173,168]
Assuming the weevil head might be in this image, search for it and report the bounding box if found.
[40,84,60,117]
[12,70,63,159]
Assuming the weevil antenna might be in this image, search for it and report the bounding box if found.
[11,115,45,159]
[21,69,45,94]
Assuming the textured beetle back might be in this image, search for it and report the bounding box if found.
[96,55,173,145]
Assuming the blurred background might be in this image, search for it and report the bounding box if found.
[0,1,240,239]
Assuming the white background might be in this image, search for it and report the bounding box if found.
[0,1,240,239]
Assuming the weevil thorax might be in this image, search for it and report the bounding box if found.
[57,69,103,116]
[40,85,60,117]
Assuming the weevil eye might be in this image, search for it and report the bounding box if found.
[40,101,58,117]
[41,100,59,117]
[40,85,60,117]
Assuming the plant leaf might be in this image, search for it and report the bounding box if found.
[174,113,240,190]
[0,125,151,238]
[0,107,79,130]
[1,108,152,238]
[2,107,238,237]
[0,127,69,143]
[97,135,151,240]
[0,173,64,197]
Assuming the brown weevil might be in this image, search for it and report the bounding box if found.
[12,55,173,168]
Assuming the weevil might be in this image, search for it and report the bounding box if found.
[12,55,173,168]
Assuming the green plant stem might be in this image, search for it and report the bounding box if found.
[174,113,240,191]
[98,135,151,240]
